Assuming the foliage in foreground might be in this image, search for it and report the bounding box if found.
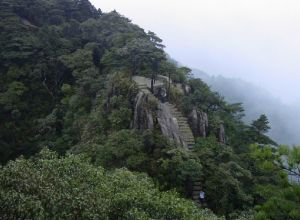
[0,148,222,220]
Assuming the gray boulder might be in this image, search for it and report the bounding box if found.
[188,108,208,138]
[132,92,154,130]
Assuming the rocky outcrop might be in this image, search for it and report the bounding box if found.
[132,92,154,130]
[218,122,226,144]
[157,102,185,146]
[188,108,208,138]
[132,75,195,148]
[164,102,195,149]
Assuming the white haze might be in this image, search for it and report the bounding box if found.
[90,0,300,145]
[193,69,300,145]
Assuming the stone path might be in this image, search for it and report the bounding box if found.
[133,75,201,205]
[165,102,195,149]
[132,76,164,94]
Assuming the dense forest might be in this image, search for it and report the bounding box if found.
[0,0,300,219]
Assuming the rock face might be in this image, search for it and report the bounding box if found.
[132,91,190,147]
[132,92,154,130]
[132,75,195,148]
[188,108,208,138]
[156,102,185,146]
[218,123,226,144]
[174,83,191,95]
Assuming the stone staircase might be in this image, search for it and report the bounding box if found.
[133,75,202,206]
[192,180,203,205]
[164,103,203,205]
[165,102,195,149]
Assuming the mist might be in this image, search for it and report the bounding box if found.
[90,0,300,145]
[193,69,300,145]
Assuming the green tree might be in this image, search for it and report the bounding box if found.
[0,148,221,220]
[252,114,270,134]
[193,137,253,216]
[95,130,148,170]
[247,115,275,145]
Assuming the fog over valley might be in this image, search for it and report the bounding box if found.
[192,69,300,145]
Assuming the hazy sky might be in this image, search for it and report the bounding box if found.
[91,0,300,105]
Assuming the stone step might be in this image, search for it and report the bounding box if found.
[178,122,189,126]
[177,119,189,122]
[178,125,190,128]
[183,135,194,139]
[180,127,192,130]
[183,132,193,136]
[193,186,202,191]
[177,120,189,123]
[177,118,189,121]
[184,135,194,137]
[183,134,194,138]
[181,132,192,135]
[179,129,191,132]
[181,133,193,136]
[182,133,194,136]
[178,123,190,126]
[178,121,189,124]
[185,138,195,141]
[192,195,199,200]
[186,139,195,142]
[178,124,191,128]
[179,125,192,129]
[183,133,194,136]
[183,138,194,142]
[182,135,194,140]
[172,115,185,119]
[180,130,193,134]
[180,131,193,135]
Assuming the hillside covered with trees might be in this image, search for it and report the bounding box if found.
[0,0,300,219]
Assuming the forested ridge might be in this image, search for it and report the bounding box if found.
[0,0,300,219]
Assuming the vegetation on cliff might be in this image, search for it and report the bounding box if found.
[0,0,299,219]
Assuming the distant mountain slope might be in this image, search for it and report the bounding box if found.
[193,69,300,145]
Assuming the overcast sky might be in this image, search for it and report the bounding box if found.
[91,0,300,105]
